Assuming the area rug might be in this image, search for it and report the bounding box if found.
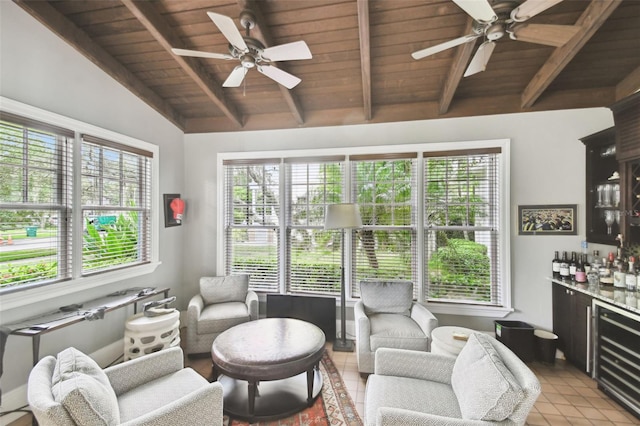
[224,350,363,426]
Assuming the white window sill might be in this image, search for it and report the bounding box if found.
[0,262,161,313]
[422,302,514,318]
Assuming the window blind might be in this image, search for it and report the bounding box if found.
[286,159,344,294]
[224,161,281,292]
[351,155,418,298]
[81,135,152,275]
[423,149,502,305]
[0,115,73,290]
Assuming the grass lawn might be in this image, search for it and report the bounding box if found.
[0,228,57,240]
[0,248,57,262]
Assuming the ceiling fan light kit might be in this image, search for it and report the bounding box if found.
[171,10,312,89]
[412,0,579,77]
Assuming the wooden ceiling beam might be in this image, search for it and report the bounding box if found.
[120,0,243,128]
[237,0,305,125]
[439,18,476,115]
[357,0,372,121]
[521,0,622,109]
[616,65,640,101]
[12,0,185,130]
[185,87,615,133]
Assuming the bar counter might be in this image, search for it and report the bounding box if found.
[549,277,640,315]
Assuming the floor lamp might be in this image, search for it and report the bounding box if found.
[324,203,362,352]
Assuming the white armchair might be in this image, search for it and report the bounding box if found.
[354,280,438,374]
[364,333,541,425]
[186,275,258,355]
[28,346,223,425]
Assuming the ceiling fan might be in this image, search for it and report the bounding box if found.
[411,0,580,77]
[172,10,312,89]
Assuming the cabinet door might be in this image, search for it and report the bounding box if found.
[571,291,593,374]
[552,283,572,355]
[625,160,640,244]
[582,128,620,245]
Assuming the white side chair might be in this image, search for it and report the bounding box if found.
[354,280,438,374]
[186,275,258,355]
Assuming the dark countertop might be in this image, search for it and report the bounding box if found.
[549,278,640,315]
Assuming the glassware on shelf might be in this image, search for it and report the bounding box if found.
[615,210,621,226]
[597,184,605,207]
[602,183,614,207]
[613,184,620,207]
[604,210,615,235]
[600,145,616,157]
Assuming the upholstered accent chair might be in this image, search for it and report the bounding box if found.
[28,346,223,425]
[186,275,258,355]
[354,280,438,374]
[364,333,541,426]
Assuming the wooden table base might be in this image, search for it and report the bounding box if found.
[217,368,322,423]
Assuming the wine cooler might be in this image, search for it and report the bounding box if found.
[593,299,640,418]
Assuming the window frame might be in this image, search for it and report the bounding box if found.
[0,97,160,312]
[218,139,511,317]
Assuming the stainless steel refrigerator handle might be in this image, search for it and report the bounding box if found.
[586,304,592,374]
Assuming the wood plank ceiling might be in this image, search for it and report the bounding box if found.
[13,0,640,133]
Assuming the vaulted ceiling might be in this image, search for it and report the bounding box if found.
[13,0,640,133]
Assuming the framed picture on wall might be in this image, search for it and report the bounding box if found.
[163,193,183,227]
[518,204,577,235]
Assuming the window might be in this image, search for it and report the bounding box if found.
[0,102,159,302]
[351,154,417,298]
[224,159,281,292]
[81,135,152,275]
[424,148,503,307]
[220,141,510,315]
[0,113,73,289]
[286,157,344,294]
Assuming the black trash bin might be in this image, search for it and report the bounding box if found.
[534,329,558,365]
[494,320,535,363]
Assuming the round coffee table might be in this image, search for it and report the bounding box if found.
[211,318,326,422]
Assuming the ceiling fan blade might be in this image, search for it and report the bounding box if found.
[511,0,563,22]
[262,41,312,62]
[257,65,302,89]
[452,0,497,23]
[411,34,480,60]
[511,24,580,47]
[171,48,234,60]
[207,12,248,51]
[464,41,495,77]
[222,66,247,87]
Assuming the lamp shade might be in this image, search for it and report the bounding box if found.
[324,203,362,230]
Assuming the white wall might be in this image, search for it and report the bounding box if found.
[0,1,185,408]
[183,108,615,331]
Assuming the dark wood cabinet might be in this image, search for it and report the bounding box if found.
[552,282,593,374]
[611,92,640,162]
[582,93,640,247]
[582,128,620,245]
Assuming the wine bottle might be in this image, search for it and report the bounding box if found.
[552,251,561,279]
[559,251,570,282]
[587,255,600,287]
[575,255,587,284]
[569,252,578,282]
[626,256,637,292]
[583,252,591,273]
[600,255,614,286]
[613,247,627,288]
